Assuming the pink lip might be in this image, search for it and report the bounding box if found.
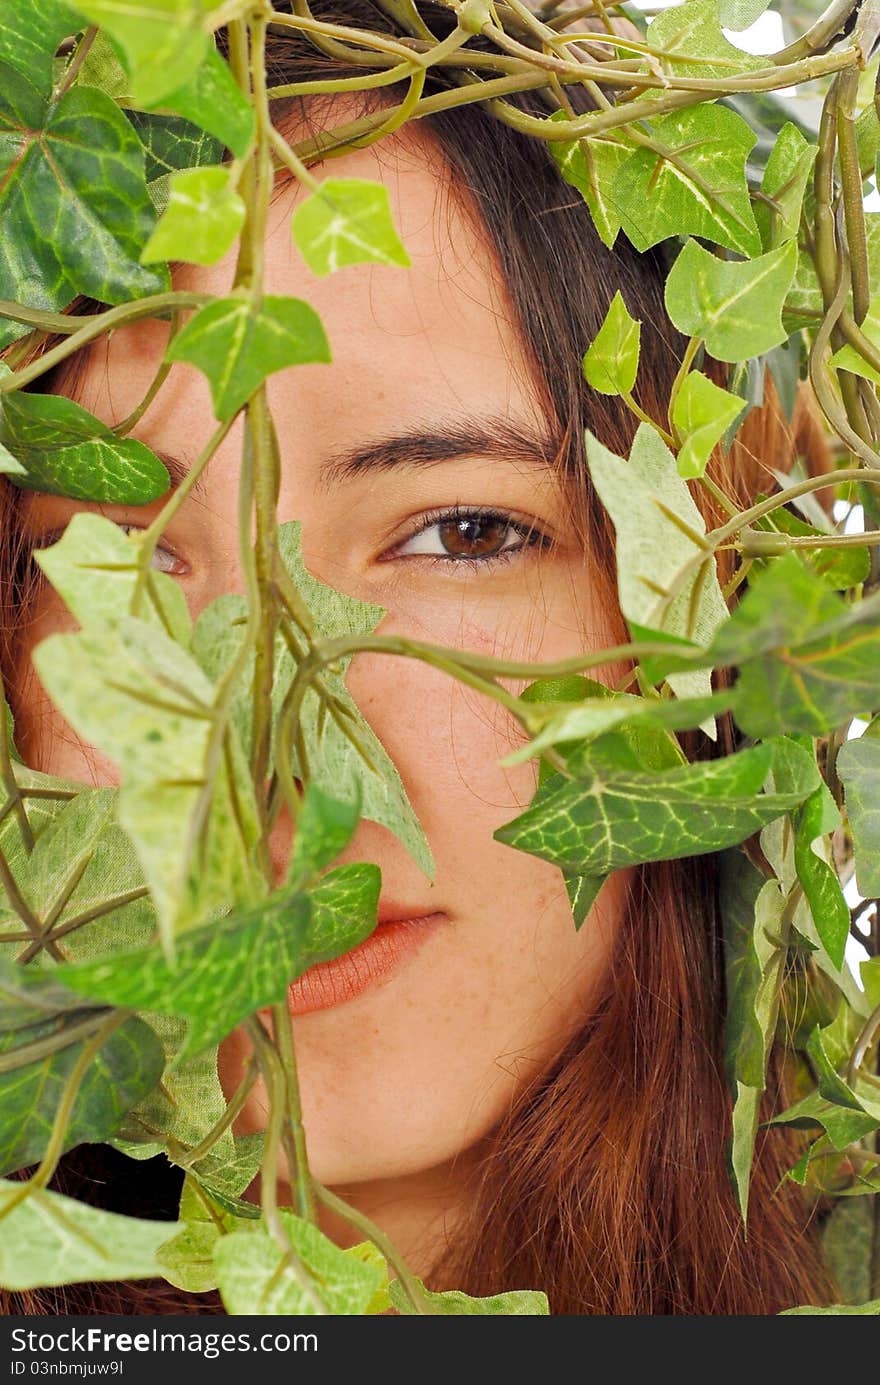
[287,911,446,1016]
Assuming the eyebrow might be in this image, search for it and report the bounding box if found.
[317,416,560,490]
[153,415,560,499]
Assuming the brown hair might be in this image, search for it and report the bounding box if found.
[0,0,835,1315]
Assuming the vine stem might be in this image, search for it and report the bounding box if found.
[270,1003,315,1222]
[312,1181,435,1315]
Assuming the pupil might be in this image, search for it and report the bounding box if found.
[439,516,508,557]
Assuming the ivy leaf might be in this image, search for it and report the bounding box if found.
[794,782,849,970]
[68,0,212,107]
[147,45,254,160]
[751,503,869,590]
[127,109,221,185]
[709,554,880,736]
[0,0,82,126]
[291,177,411,276]
[717,0,774,28]
[582,291,641,396]
[141,166,245,267]
[647,0,766,80]
[0,1178,180,1289]
[30,616,264,949]
[719,849,787,1221]
[671,371,745,479]
[837,731,880,899]
[585,423,729,705]
[495,736,818,877]
[770,1089,880,1151]
[165,294,331,421]
[830,294,880,385]
[0,392,170,505]
[755,123,816,250]
[782,1301,880,1316]
[550,121,635,248]
[190,522,432,877]
[55,865,380,1062]
[157,1175,259,1293]
[287,784,361,887]
[214,1212,386,1314]
[32,513,191,644]
[613,104,760,256]
[389,1277,549,1315]
[0,85,167,350]
[0,1006,164,1177]
[665,238,798,362]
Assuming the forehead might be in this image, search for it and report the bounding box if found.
[71,122,545,453]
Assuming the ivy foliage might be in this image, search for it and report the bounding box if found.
[0,0,878,1319]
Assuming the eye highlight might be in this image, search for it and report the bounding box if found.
[387,506,552,565]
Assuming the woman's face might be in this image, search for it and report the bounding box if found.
[10,126,628,1259]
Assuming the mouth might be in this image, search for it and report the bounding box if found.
[286,908,446,1016]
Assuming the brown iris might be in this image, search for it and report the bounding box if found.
[437,515,512,558]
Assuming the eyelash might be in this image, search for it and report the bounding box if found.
[30,506,551,583]
[388,506,552,567]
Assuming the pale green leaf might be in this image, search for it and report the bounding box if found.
[287,784,361,887]
[781,1300,880,1315]
[582,290,641,396]
[390,1276,549,1315]
[756,122,816,250]
[150,44,254,159]
[141,166,245,267]
[157,1175,258,1293]
[665,238,798,361]
[30,616,263,947]
[672,371,744,479]
[585,423,729,705]
[68,0,213,107]
[166,294,331,421]
[0,1178,180,1289]
[214,1211,385,1314]
[291,177,410,276]
[647,0,766,80]
[550,120,634,248]
[830,294,880,385]
[32,512,191,644]
[717,0,774,29]
[613,104,760,256]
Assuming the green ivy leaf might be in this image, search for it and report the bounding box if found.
[157,1175,258,1293]
[495,736,818,877]
[190,522,432,877]
[770,1089,880,1150]
[30,616,264,949]
[32,513,191,644]
[148,45,254,160]
[647,0,766,80]
[0,1177,180,1289]
[0,1003,164,1177]
[68,0,213,107]
[838,731,880,899]
[717,0,774,29]
[291,177,411,276]
[0,85,167,349]
[165,294,331,421]
[613,104,760,256]
[665,238,798,362]
[56,865,380,1062]
[389,1277,549,1315]
[671,371,745,479]
[782,1301,880,1316]
[0,0,82,126]
[755,122,816,250]
[582,290,641,396]
[549,120,634,248]
[0,392,170,504]
[214,1211,386,1314]
[127,109,221,185]
[141,166,245,266]
[287,784,361,887]
[719,849,787,1221]
[709,555,880,736]
[793,781,849,970]
[585,423,729,706]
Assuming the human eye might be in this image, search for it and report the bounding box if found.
[385,506,553,566]
[33,522,187,577]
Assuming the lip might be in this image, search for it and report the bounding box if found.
[287,911,446,1016]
